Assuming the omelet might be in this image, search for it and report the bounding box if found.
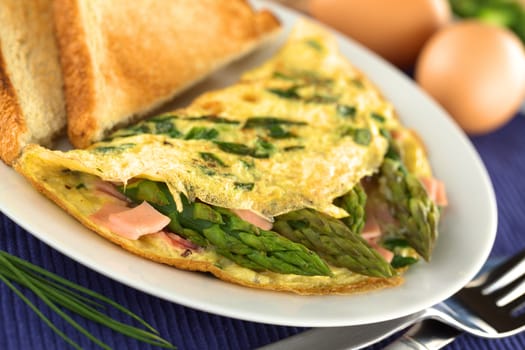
[13,20,446,295]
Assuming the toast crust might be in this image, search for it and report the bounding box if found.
[0,0,66,165]
[52,0,97,149]
[0,49,26,165]
[53,0,281,148]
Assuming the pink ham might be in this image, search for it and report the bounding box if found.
[361,214,381,244]
[370,242,394,263]
[231,209,273,231]
[153,231,200,250]
[90,201,170,240]
[94,179,130,202]
[361,206,394,263]
[420,177,448,207]
[90,201,129,221]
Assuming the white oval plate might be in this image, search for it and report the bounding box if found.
[0,1,497,327]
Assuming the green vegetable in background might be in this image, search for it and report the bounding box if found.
[449,0,525,42]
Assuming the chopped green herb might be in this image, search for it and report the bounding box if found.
[184,127,219,140]
[186,115,240,124]
[272,70,333,85]
[149,114,178,122]
[154,119,181,137]
[283,145,305,151]
[383,238,411,250]
[379,128,402,161]
[106,124,151,140]
[234,182,255,191]
[272,71,295,80]
[215,139,275,158]
[253,139,275,158]
[267,124,294,139]
[336,104,357,117]
[92,143,135,153]
[305,39,322,51]
[391,255,419,269]
[105,114,183,140]
[342,128,371,146]
[240,159,254,169]
[353,129,372,146]
[75,183,86,190]
[215,142,253,156]
[199,152,226,167]
[352,79,364,88]
[371,112,386,123]
[198,166,216,176]
[244,117,305,139]
[267,86,301,99]
[243,117,307,128]
[306,94,338,104]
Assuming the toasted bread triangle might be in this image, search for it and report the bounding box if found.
[53,0,281,148]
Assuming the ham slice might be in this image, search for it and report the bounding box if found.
[361,214,381,244]
[420,177,448,207]
[361,207,394,263]
[94,179,129,202]
[370,242,394,263]
[231,209,273,231]
[91,201,170,240]
[153,231,200,250]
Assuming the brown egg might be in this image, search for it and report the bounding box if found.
[308,0,451,68]
[415,21,525,135]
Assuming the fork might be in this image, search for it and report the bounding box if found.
[384,247,525,349]
[259,248,525,350]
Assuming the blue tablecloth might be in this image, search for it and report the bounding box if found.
[1,109,524,350]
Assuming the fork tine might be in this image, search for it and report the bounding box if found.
[476,249,525,288]
[489,273,525,301]
[503,292,525,315]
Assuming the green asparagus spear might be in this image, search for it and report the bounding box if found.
[121,180,332,276]
[334,183,367,234]
[377,158,439,261]
[273,209,396,278]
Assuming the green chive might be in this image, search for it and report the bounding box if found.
[267,86,301,99]
[353,129,372,146]
[336,104,357,117]
[92,143,135,153]
[200,152,226,167]
[342,127,371,146]
[234,182,255,191]
[371,112,386,123]
[305,39,322,51]
[0,251,176,349]
[186,115,240,124]
[283,145,305,151]
[215,141,252,156]
[184,127,219,140]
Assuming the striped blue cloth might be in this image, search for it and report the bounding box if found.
[1,109,524,349]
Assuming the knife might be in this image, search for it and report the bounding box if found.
[257,312,424,350]
[382,319,461,350]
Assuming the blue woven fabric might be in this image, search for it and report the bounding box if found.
[1,109,524,350]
